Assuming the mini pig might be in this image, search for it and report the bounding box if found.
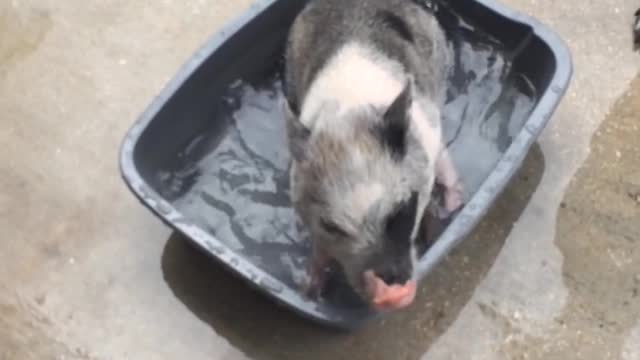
[282,0,464,311]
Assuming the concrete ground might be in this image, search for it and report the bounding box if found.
[1,0,638,359]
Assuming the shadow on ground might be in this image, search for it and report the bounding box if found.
[161,144,545,360]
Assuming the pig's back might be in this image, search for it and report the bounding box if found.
[284,0,451,112]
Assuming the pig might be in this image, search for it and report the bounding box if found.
[282,0,464,311]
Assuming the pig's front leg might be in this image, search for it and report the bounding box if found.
[302,242,331,299]
[436,146,464,213]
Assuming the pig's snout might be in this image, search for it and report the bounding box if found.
[364,270,417,311]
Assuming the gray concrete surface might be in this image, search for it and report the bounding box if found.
[0,0,638,359]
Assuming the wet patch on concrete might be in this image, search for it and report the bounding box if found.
[475,76,640,359]
[162,145,545,360]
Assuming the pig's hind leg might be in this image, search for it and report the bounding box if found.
[436,147,464,213]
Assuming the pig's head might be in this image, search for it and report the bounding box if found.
[284,80,435,310]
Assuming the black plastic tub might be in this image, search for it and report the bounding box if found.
[119,0,572,330]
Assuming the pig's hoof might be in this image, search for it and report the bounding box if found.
[301,281,320,299]
[301,270,326,300]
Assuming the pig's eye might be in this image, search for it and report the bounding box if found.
[320,218,349,238]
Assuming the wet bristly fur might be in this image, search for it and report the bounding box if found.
[283,0,452,300]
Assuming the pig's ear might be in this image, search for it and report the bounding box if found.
[380,77,414,160]
[282,97,310,162]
